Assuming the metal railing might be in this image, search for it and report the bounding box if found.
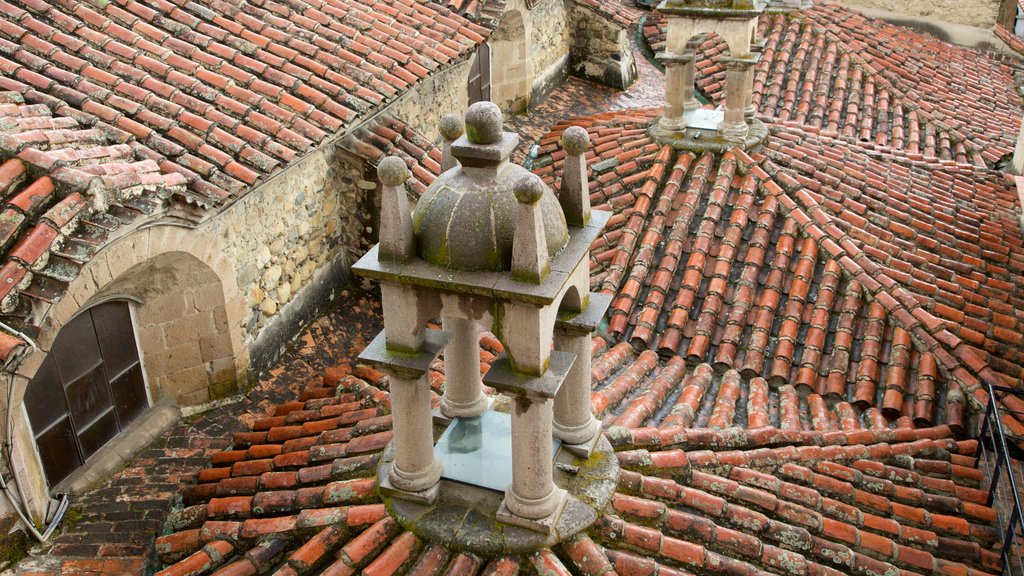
[974,383,1024,575]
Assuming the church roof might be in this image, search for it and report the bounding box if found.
[0,0,487,206]
[643,4,1024,167]
[153,359,1002,576]
[531,109,1024,437]
[0,90,186,359]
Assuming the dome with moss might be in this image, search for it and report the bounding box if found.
[412,102,568,272]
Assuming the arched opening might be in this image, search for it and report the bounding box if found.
[468,44,492,105]
[95,251,239,407]
[9,227,247,514]
[25,300,146,487]
[488,9,530,112]
[558,284,583,314]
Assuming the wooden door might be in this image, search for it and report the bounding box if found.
[25,301,147,487]
[468,44,491,105]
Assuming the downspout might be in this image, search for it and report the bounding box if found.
[0,323,69,543]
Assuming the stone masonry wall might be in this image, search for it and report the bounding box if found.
[529,0,572,103]
[568,3,637,90]
[204,140,364,374]
[210,59,475,375]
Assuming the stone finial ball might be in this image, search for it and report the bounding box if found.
[438,113,464,141]
[464,101,504,145]
[513,173,545,204]
[561,125,590,155]
[377,156,409,187]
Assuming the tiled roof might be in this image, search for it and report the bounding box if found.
[154,362,1003,576]
[642,5,1024,167]
[530,111,1024,436]
[0,0,488,206]
[995,23,1024,58]
[340,115,443,198]
[572,0,638,28]
[338,107,1024,434]
[0,90,186,356]
[434,0,507,27]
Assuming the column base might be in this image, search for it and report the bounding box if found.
[439,393,493,421]
[718,121,749,142]
[659,115,686,131]
[497,486,567,534]
[683,99,701,113]
[553,417,601,457]
[378,459,438,500]
[390,457,443,491]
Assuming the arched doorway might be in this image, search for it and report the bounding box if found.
[468,44,491,105]
[488,9,530,111]
[25,300,147,487]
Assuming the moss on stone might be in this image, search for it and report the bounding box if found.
[0,514,30,569]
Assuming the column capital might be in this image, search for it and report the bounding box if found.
[358,328,450,379]
[655,50,694,66]
[483,351,575,401]
[720,55,758,71]
[555,292,612,335]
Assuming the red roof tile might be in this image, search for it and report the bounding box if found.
[0,90,186,359]
[529,109,1024,436]
[0,0,488,205]
[155,361,1004,575]
[643,5,1023,166]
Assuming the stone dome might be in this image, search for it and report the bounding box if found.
[412,103,569,272]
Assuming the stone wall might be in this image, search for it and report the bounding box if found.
[529,0,572,103]
[568,3,637,90]
[217,59,476,375]
[204,141,366,375]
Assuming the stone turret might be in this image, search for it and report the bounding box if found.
[351,102,616,550]
[652,0,769,150]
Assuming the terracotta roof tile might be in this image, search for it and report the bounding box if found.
[155,359,1004,575]
[0,0,487,205]
[526,108,1024,437]
[0,90,185,360]
[643,5,1023,166]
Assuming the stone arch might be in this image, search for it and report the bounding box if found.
[7,225,248,518]
[667,18,753,58]
[558,283,584,314]
[488,8,531,112]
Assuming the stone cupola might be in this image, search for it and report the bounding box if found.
[351,102,617,549]
[653,0,769,150]
[413,104,569,272]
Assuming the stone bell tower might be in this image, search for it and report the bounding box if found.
[352,102,617,543]
[652,0,769,150]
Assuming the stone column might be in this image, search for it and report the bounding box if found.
[720,59,752,142]
[506,395,564,519]
[657,52,697,130]
[440,317,489,418]
[553,328,600,447]
[744,47,763,123]
[485,347,575,532]
[681,56,700,114]
[743,66,756,122]
[552,289,610,456]
[388,371,443,493]
[359,326,449,503]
